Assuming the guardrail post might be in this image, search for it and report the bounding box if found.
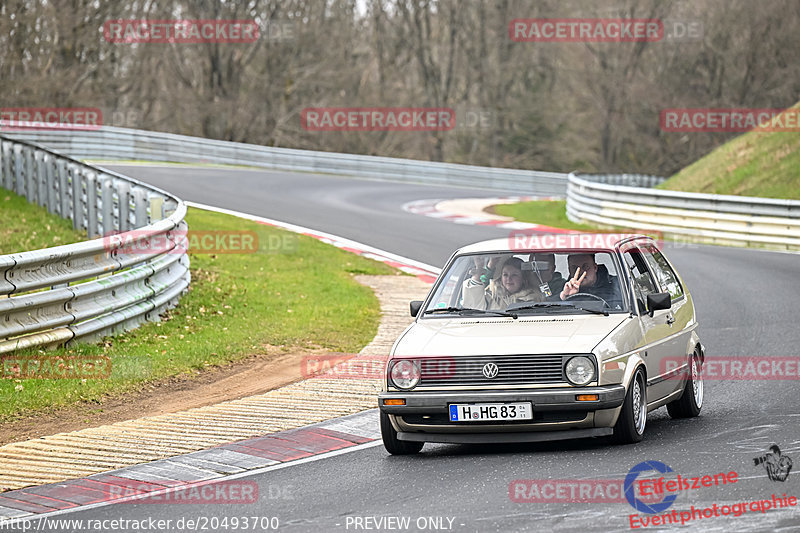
[132,187,148,227]
[100,176,115,236]
[149,195,164,223]
[117,180,131,231]
[85,170,99,238]
[56,158,69,219]
[44,153,59,215]
[25,147,38,204]
[0,141,10,190]
[14,145,25,197]
[35,150,46,208]
[68,162,82,230]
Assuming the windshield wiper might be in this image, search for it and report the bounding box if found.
[423,307,518,319]
[508,302,609,316]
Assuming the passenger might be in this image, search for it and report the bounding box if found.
[528,252,567,298]
[470,255,505,286]
[463,257,544,310]
[559,253,622,307]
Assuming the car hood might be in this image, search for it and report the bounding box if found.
[394,314,629,356]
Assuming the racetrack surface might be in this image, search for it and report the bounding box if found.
[38,164,798,532]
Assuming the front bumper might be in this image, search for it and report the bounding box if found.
[379,385,626,414]
[379,385,626,440]
[397,427,614,444]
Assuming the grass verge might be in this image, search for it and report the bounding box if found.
[0,201,396,422]
[659,102,800,199]
[493,200,595,231]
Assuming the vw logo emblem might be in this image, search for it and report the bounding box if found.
[482,363,499,379]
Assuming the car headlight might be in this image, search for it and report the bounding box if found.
[565,356,595,386]
[389,360,421,390]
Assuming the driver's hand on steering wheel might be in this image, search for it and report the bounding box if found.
[560,267,587,300]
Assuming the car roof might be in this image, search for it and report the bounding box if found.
[455,233,654,255]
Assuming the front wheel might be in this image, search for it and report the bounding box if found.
[380,412,423,455]
[612,367,647,444]
[667,351,703,418]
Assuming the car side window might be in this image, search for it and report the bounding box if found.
[642,245,684,301]
[623,247,659,315]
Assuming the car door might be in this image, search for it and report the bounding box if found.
[620,241,676,403]
[640,243,692,399]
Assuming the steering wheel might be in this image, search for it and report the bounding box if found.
[565,292,610,308]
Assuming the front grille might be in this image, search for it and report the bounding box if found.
[418,355,566,387]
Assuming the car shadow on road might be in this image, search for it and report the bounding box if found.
[401,411,703,458]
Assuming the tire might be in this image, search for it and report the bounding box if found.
[666,351,703,419]
[612,367,647,444]
[380,412,424,455]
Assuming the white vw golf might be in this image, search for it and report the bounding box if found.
[379,235,704,454]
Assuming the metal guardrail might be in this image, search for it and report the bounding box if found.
[0,134,190,354]
[567,173,800,250]
[575,173,667,188]
[3,126,570,196]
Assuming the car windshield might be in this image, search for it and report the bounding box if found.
[424,251,628,315]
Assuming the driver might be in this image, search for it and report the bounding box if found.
[559,253,621,307]
[463,257,544,310]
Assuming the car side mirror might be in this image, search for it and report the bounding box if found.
[646,292,671,317]
[410,300,423,317]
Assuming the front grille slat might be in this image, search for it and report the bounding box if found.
[417,354,571,387]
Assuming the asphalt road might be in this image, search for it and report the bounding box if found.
[33,165,800,532]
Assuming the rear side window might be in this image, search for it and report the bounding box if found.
[643,246,683,301]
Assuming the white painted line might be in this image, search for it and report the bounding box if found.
[497,221,541,230]
[0,440,383,527]
[450,217,488,225]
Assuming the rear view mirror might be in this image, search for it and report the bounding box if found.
[646,292,671,316]
[410,300,423,317]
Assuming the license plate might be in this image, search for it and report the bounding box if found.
[449,402,533,422]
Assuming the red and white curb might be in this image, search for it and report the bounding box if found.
[188,202,441,284]
[402,197,574,234]
[0,411,382,524]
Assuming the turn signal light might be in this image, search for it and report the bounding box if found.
[576,394,599,401]
[383,399,406,406]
